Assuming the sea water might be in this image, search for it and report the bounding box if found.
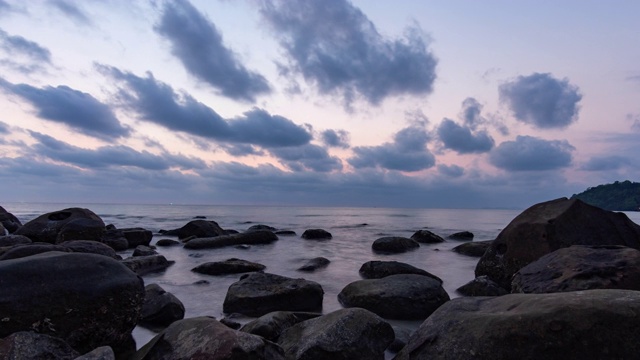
[6,203,640,349]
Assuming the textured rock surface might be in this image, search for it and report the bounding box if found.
[0,331,80,360]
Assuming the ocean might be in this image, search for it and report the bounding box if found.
[5,202,640,348]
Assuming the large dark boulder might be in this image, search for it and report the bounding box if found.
[338,274,450,320]
[448,231,474,241]
[411,229,444,243]
[0,252,144,354]
[371,237,419,254]
[0,234,32,247]
[277,308,394,360]
[240,311,321,342]
[60,240,120,259]
[0,331,80,360]
[393,289,640,360]
[359,260,442,283]
[456,275,509,296]
[139,284,185,329]
[301,229,332,240]
[512,245,640,293]
[297,257,330,272]
[14,208,105,244]
[133,316,285,360]
[0,205,22,233]
[475,198,640,290]
[121,254,174,275]
[160,220,226,239]
[184,230,278,250]
[120,227,153,248]
[100,228,129,251]
[223,272,324,317]
[192,258,266,275]
[0,243,70,261]
[452,240,493,257]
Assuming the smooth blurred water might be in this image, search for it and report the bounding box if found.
[5,202,640,348]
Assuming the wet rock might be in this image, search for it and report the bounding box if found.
[139,284,185,329]
[223,272,324,317]
[100,228,129,251]
[448,231,474,241]
[452,239,493,257]
[0,234,31,247]
[338,274,449,320]
[277,308,394,360]
[192,258,266,275]
[159,220,226,240]
[121,254,174,275]
[60,240,120,259]
[394,290,640,360]
[0,331,80,360]
[297,257,330,272]
[411,229,445,243]
[0,252,144,354]
[301,229,332,240]
[512,245,640,293]
[155,239,180,247]
[132,245,157,257]
[475,198,640,290]
[120,227,152,248]
[456,275,508,296]
[0,206,22,233]
[371,236,419,254]
[14,208,105,244]
[359,260,442,283]
[0,243,70,261]
[184,230,278,250]
[240,311,321,342]
[246,224,276,232]
[275,230,296,236]
[133,316,285,360]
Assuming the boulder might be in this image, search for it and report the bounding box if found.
[359,260,442,283]
[475,198,640,290]
[301,229,332,240]
[456,275,509,296]
[223,272,324,317]
[512,245,640,293]
[0,206,22,233]
[452,239,493,257]
[159,220,226,240]
[411,229,444,243]
[448,231,474,240]
[133,316,285,360]
[0,331,80,360]
[393,290,640,360]
[371,236,419,254]
[246,224,276,232]
[0,252,144,354]
[275,230,296,236]
[120,227,152,248]
[0,243,70,261]
[338,274,449,320]
[277,308,394,360]
[121,254,174,275]
[192,258,266,275]
[184,230,278,250]
[240,311,321,342]
[74,346,115,360]
[297,257,330,272]
[155,239,180,247]
[139,284,185,328]
[60,240,120,259]
[132,245,157,257]
[100,228,129,251]
[14,208,105,244]
[56,218,105,243]
[0,234,31,247]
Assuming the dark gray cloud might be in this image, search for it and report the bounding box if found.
[348,125,435,172]
[49,0,92,26]
[437,164,464,178]
[0,120,8,134]
[0,28,52,73]
[260,0,437,106]
[0,78,130,140]
[270,144,342,172]
[460,97,484,130]
[155,0,271,102]
[437,118,494,154]
[101,66,311,148]
[499,72,582,129]
[30,131,205,171]
[321,129,350,148]
[220,144,264,157]
[580,155,630,171]
[489,135,574,171]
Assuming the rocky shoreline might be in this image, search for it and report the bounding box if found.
[1,198,640,359]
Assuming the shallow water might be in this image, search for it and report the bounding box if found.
[6,202,640,350]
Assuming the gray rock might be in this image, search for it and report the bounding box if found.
[297,257,330,272]
[277,308,394,360]
[0,234,32,247]
[388,325,413,353]
[159,220,226,240]
[448,231,474,241]
[132,245,157,257]
[140,284,185,329]
[223,272,324,317]
[338,274,449,320]
[275,230,296,236]
[120,227,152,248]
[240,311,321,341]
[0,206,22,233]
[411,229,444,243]
[0,331,80,360]
[56,218,105,243]
[184,230,278,249]
[155,239,180,247]
[359,260,442,283]
[456,275,508,296]
[0,243,70,261]
[60,240,120,259]
[371,236,419,254]
[192,258,266,275]
[121,254,174,275]
[246,224,276,232]
[101,228,129,251]
[14,208,105,244]
[301,229,332,240]
[74,346,115,360]
[393,289,640,360]
[452,239,493,257]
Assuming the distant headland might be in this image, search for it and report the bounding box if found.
[571,180,640,211]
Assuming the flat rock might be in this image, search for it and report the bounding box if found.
[192,258,266,275]
[411,229,444,243]
[359,260,442,283]
[371,236,419,254]
[184,230,278,249]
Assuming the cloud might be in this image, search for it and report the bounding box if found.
[437,164,464,178]
[348,125,435,172]
[260,0,437,107]
[30,131,205,171]
[49,0,92,26]
[321,129,350,148]
[0,29,52,73]
[155,0,271,102]
[270,144,343,172]
[220,144,264,157]
[499,72,582,129]
[437,118,494,154]
[101,66,311,148]
[489,135,574,171]
[580,155,630,171]
[0,120,8,134]
[0,78,130,140]
[460,97,484,130]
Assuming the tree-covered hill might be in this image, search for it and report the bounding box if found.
[570,180,640,211]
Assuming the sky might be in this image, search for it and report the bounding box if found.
[0,0,639,209]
